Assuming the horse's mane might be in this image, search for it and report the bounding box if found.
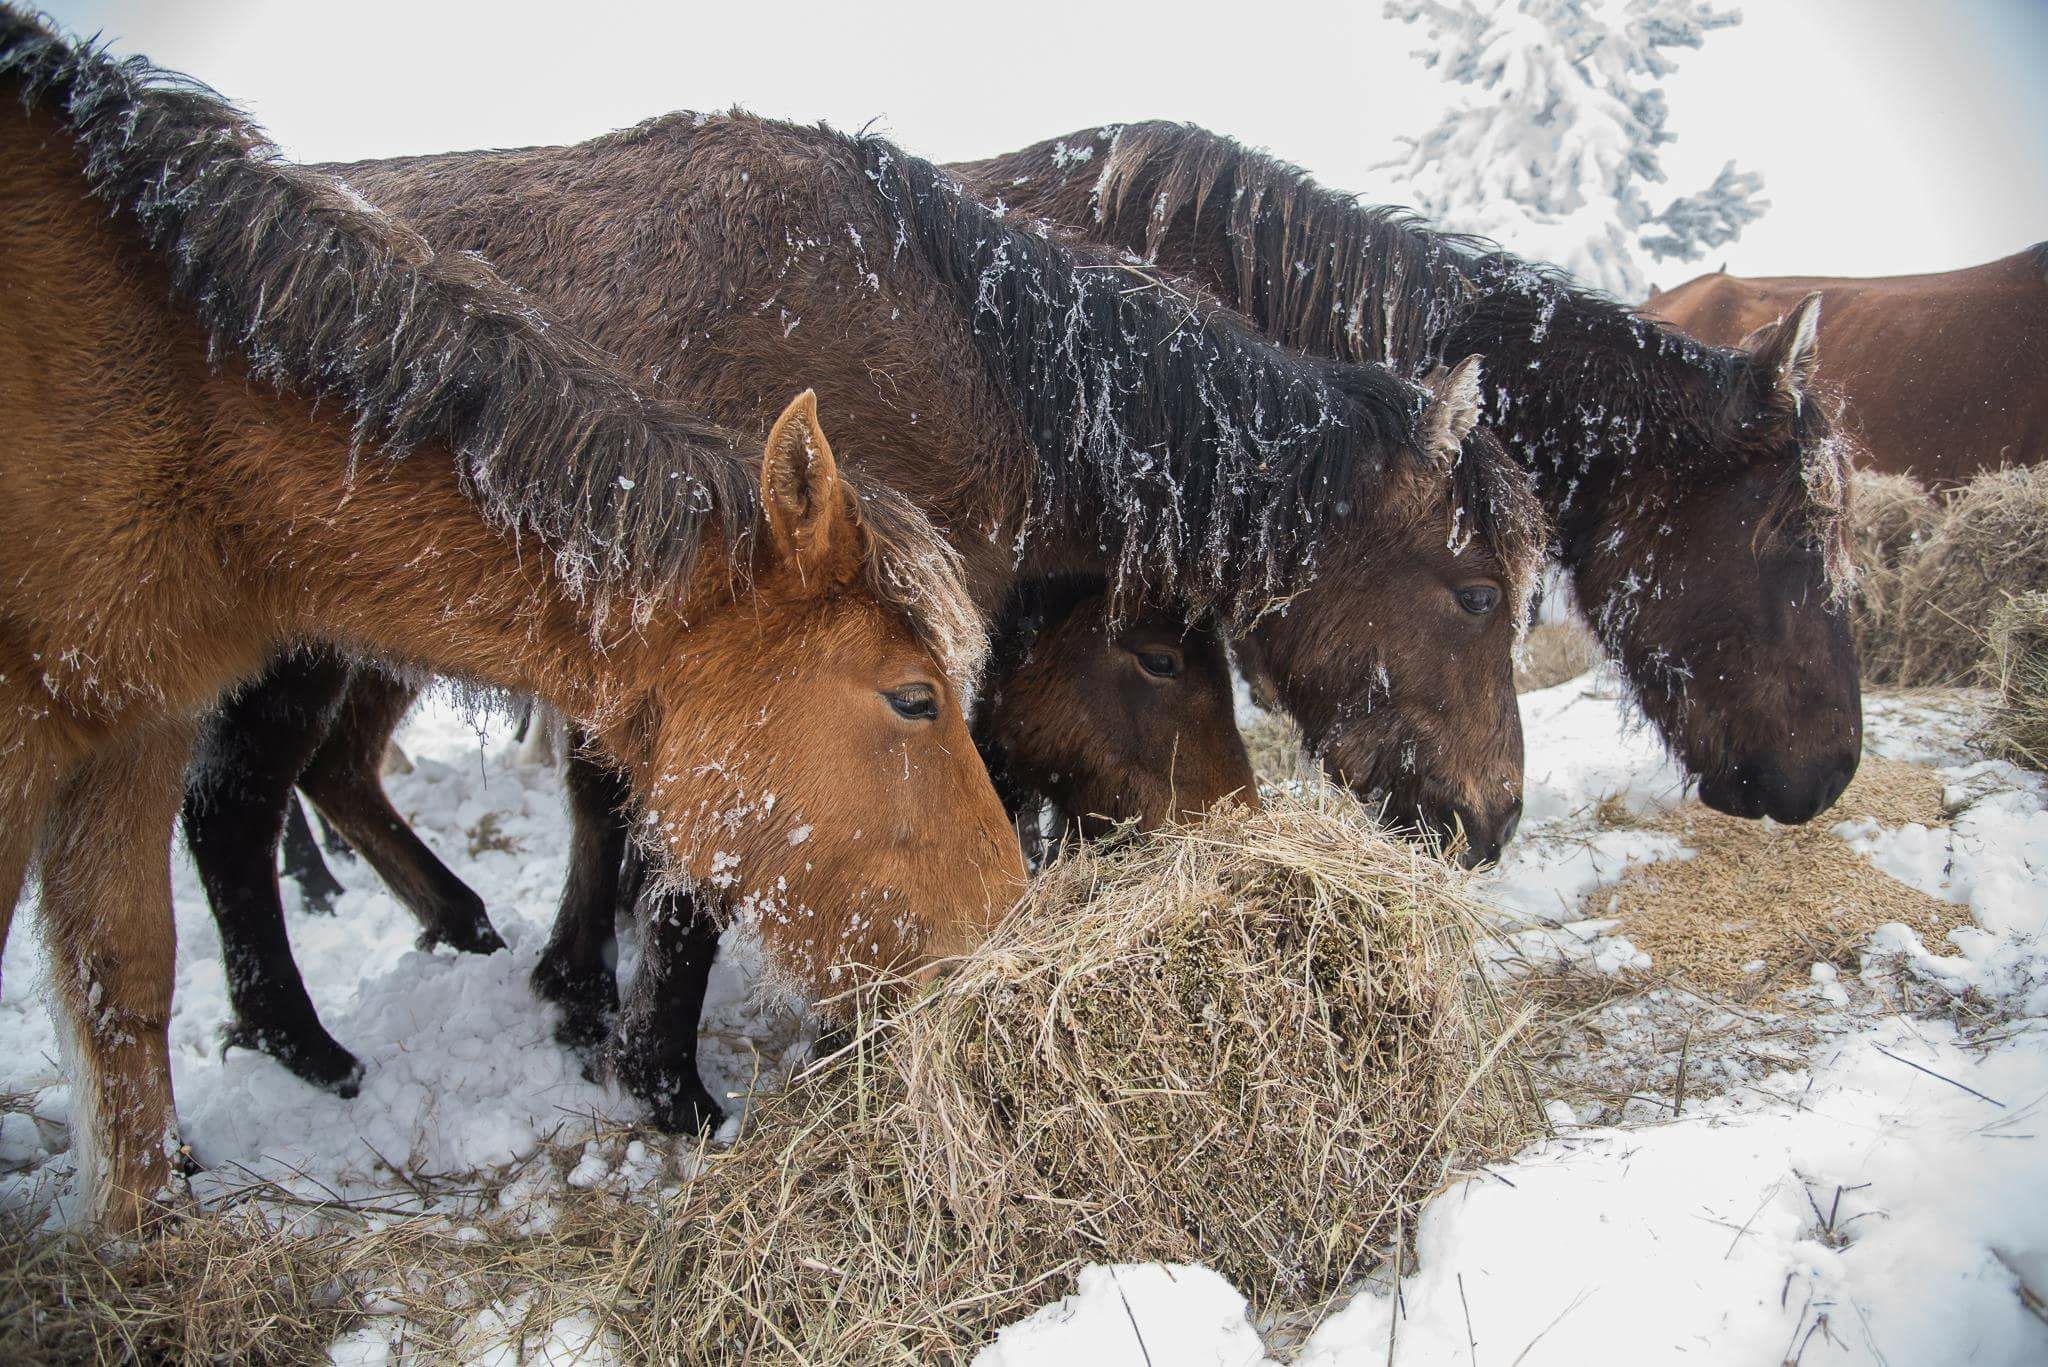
[0,8,984,684]
[846,129,1518,624]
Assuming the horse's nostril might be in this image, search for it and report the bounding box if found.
[1498,801,1523,849]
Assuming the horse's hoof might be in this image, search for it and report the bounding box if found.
[417,917,507,956]
[222,1020,365,1098]
[294,881,342,916]
[648,1084,724,1137]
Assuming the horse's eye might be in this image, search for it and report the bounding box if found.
[1134,649,1182,680]
[1455,585,1501,616]
[884,684,940,722]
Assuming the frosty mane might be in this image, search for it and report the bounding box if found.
[850,132,1456,623]
[0,7,760,598]
[983,120,1841,574]
[0,8,985,681]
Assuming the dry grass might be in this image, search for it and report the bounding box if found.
[1846,470,1939,684]
[3,797,1539,1364]
[1987,592,2048,772]
[1854,464,2048,686]
[1515,620,1602,693]
[1598,754,1962,1000]
[1241,707,1310,789]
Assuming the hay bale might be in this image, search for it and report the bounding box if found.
[1515,620,1602,693]
[1888,465,2048,685]
[669,797,1538,1361]
[1988,591,2048,771]
[1845,470,1938,684]
[1599,755,1962,1000]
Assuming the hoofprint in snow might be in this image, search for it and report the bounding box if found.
[3,675,2045,1364]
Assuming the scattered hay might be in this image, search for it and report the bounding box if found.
[1859,464,2048,686]
[1598,755,1962,1000]
[3,798,1539,1364]
[1987,592,2048,771]
[1514,620,1601,693]
[1846,470,1939,684]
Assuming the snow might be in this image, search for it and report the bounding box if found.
[4,672,2045,1363]
[979,672,2048,1366]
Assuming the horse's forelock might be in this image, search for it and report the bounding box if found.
[852,483,990,698]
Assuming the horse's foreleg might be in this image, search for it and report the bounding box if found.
[298,668,502,955]
[531,742,630,1050]
[183,650,364,1095]
[279,794,346,911]
[609,888,723,1135]
[40,718,193,1231]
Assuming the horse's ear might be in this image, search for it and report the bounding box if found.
[1421,354,1485,465]
[761,390,861,589]
[1747,292,1822,406]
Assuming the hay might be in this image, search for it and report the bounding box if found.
[1987,591,2048,771]
[1514,620,1601,693]
[1845,470,1939,684]
[1599,755,1962,999]
[4,798,1538,1364]
[1241,707,1310,788]
[1857,465,2048,686]
[668,796,1537,1360]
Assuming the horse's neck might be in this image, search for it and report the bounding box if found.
[206,370,685,739]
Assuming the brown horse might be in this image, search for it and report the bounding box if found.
[1645,247,2048,487]
[956,122,1866,825]
[317,113,1545,861]
[976,577,1255,846]
[0,11,1022,1228]
[191,580,1255,1109]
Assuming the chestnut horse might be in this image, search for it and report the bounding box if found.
[193,586,1254,1111]
[0,11,1022,1227]
[956,122,1866,824]
[1645,246,2048,487]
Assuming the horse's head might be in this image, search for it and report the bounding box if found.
[1245,357,1544,866]
[1575,295,1862,824]
[974,578,1255,840]
[624,392,1025,994]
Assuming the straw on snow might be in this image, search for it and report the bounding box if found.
[4,797,1538,1364]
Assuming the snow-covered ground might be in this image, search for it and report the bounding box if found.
[3,673,2045,1364]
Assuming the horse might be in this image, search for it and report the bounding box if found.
[1644,246,2048,487]
[954,121,1865,825]
[171,105,1542,1129]
[192,583,1255,1113]
[0,10,1023,1228]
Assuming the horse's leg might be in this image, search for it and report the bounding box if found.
[183,650,365,1095]
[298,669,503,954]
[609,888,724,1135]
[40,718,194,1231]
[279,794,346,912]
[531,742,629,1051]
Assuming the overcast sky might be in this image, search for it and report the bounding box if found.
[44,0,2048,288]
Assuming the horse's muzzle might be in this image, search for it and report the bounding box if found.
[1698,752,1858,824]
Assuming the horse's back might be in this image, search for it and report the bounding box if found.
[1645,250,2048,486]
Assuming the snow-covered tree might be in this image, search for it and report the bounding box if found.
[1383,0,1767,299]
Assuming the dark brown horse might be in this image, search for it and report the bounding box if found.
[0,11,1022,1227]
[317,112,1545,858]
[956,122,1866,824]
[1645,247,2048,487]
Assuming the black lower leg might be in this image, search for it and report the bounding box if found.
[184,648,364,1095]
[610,889,724,1134]
[279,795,346,912]
[532,742,631,1050]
